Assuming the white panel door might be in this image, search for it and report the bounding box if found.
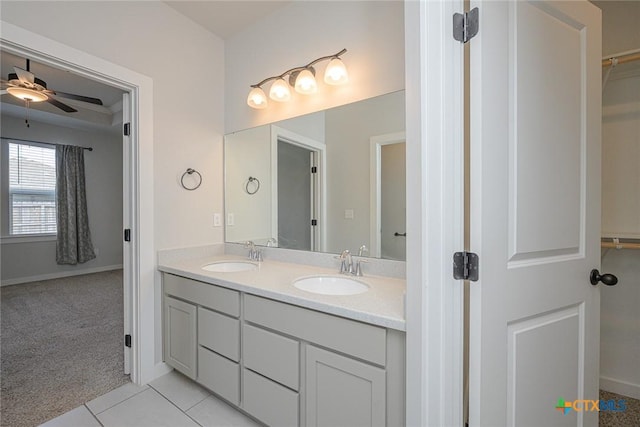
[469,1,602,426]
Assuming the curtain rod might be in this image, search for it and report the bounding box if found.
[602,50,640,67]
[1,136,93,151]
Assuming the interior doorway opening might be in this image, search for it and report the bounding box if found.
[0,29,142,385]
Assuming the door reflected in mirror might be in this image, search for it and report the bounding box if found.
[224,90,406,260]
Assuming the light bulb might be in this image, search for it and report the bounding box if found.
[324,58,349,85]
[294,68,317,95]
[269,78,291,102]
[247,87,268,109]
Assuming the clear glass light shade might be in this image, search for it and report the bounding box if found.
[7,87,48,102]
[294,69,317,95]
[269,78,291,102]
[247,87,268,109]
[324,58,349,85]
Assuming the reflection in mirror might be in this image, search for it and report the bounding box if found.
[224,90,406,260]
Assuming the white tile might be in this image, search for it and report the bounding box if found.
[187,395,262,427]
[97,388,200,427]
[39,405,101,427]
[86,381,148,414]
[150,370,210,411]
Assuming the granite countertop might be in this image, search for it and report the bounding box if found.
[158,253,406,331]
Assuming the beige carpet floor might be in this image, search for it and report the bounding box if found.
[600,390,640,427]
[1,270,130,427]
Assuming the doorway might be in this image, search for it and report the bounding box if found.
[277,139,317,251]
[0,22,153,386]
[271,126,325,252]
[369,132,406,260]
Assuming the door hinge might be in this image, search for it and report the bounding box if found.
[125,334,132,348]
[123,122,131,136]
[453,251,479,281]
[311,219,317,226]
[311,166,317,174]
[453,7,479,43]
[124,228,131,242]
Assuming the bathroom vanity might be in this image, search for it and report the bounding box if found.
[159,251,405,427]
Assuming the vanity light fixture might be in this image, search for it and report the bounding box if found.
[247,48,348,109]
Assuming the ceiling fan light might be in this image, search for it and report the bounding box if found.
[269,78,291,102]
[324,57,349,85]
[247,87,268,109]
[294,68,317,95]
[7,87,48,102]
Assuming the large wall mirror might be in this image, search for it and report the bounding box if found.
[224,90,405,260]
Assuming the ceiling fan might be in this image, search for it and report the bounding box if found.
[1,58,104,113]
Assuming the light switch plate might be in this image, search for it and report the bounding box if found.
[344,209,354,219]
[213,213,221,227]
[227,213,235,226]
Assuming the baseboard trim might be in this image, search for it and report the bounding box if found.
[1,264,124,286]
[600,376,640,400]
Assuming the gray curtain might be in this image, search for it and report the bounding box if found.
[56,145,96,265]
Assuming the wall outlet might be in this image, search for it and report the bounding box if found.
[213,213,221,227]
[227,213,235,226]
[344,209,354,219]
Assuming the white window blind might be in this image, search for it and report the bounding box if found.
[9,142,57,235]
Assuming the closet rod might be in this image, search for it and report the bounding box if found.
[601,241,640,250]
[602,51,640,67]
[1,136,93,151]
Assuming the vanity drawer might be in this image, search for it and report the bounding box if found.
[244,294,386,366]
[197,346,239,406]
[243,324,299,390]
[243,368,299,427]
[198,307,240,362]
[164,273,240,317]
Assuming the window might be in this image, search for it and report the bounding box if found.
[8,142,57,235]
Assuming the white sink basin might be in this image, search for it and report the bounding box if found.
[293,276,369,296]
[202,261,258,273]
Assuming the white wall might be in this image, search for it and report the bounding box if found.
[325,90,405,254]
[0,1,226,251]
[225,125,273,243]
[225,0,404,133]
[1,1,225,375]
[600,72,640,399]
[1,117,122,284]
[597,0,640,399]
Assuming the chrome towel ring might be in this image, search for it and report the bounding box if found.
[246,176,260,195]
[181,168,202,191]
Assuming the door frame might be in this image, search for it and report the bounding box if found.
[270,125,326,252]
[405,1,465,426]
[369,131,406,258]
[1,21,155,384]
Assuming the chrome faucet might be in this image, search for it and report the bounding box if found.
[245,241,262,261]
[339,250,353,274]
[338,249,368,276]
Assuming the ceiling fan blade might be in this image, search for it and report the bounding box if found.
[14,66,35,84]
[46,96,78,113]
[52,91,103,105]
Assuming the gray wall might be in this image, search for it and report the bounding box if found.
[1,116,123,284]
[325,90,405,255]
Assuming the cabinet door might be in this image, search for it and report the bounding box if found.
[164,296,197,379]
[306,345,386,427]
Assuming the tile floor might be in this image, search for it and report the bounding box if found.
[39,370,262,427]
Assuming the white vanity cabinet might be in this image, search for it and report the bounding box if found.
[163,273,241,404]
[243,294,405,427]
[162,273,405,427]
[163,295,197,379]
